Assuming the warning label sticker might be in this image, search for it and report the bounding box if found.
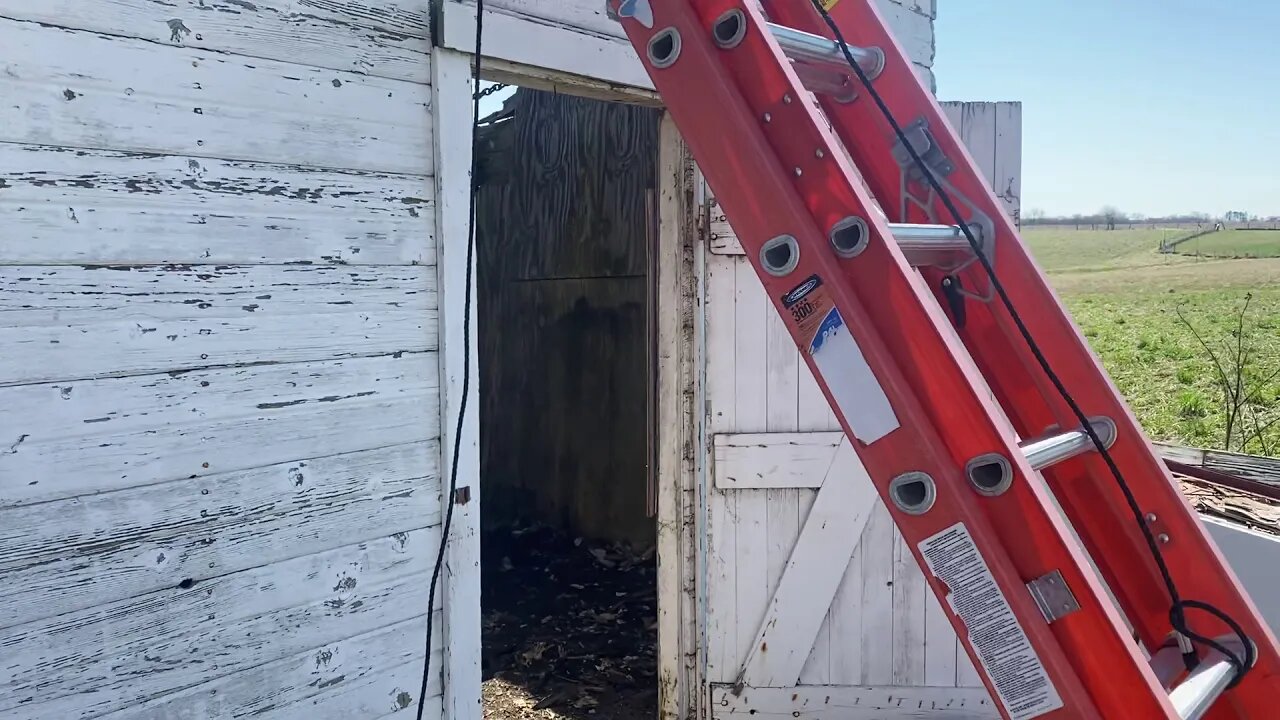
[780,274,834,339]
[919,523,1064,720]
[782,275,900,444]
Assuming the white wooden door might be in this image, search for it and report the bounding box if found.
[699,103,1022,719]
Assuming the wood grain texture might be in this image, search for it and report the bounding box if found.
[0,353,439,509]
[476,88,659,545]
[98,617,443,720]
[442,0,933,93]
[432,47,483,720]
[0,264,436,385]
[0,531,436,719]
[0,441,440,629]
[0,18,431,174]
[654,111,700,720]
[739,439,879,687]
[440,0,650,90]
[0,0,432,84]
[710,685,998,719]
[0,143,433,265]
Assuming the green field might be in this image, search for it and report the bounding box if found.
[1022,227,1280,453]
[1177,229,1280,258]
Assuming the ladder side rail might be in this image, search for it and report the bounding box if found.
[756,0,1179,654]
[610,1,1170,717]
[762,0,1280,711]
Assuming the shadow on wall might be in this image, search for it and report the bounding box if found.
[475,87,661,548]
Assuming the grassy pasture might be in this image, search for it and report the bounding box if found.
[1177,229,1280,258]
[1018,227,1280,453]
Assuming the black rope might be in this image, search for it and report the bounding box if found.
[417,0,484,716]
[807,0,1254,685]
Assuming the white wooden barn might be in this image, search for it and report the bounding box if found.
[3,1,1275,719]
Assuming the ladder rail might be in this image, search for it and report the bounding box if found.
[762,4,1279,711]
[612,1,1173,717]
[609,0,1280,717]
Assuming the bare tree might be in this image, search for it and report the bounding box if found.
[1175,293,1280,454]
[1099,205,1124,230]
[1027,207,1047,224]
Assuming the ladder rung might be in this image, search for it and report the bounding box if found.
[885,223,974,267]
[767,23,883,79]
[1019,417,1116,471]
[1168,640,1245,720]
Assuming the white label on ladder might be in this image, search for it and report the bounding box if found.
[807,306,899,443]
[919,523,1064,720]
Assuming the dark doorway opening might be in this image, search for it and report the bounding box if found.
[475,84,662,720]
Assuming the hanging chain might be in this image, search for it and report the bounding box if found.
[473,82,509,100]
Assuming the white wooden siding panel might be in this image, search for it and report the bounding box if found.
[441,0,931,92]
[711,685,998,719]
[993,104,1024,225]
[0,442,439,629]
[0,0,432,84]
[740,439,878,687]
[858,504,897,685]
[0,353,439,509]
[0,264,435,386]
[731,261,770,676]
[98,618,442,720]
[0,144,433,265]
[0,531,435,719]
[0,18,431,175]
[891,527,928,685]
[432,47,483,720]
[705,254,739,684]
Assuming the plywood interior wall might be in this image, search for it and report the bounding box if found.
[476,88,661,547]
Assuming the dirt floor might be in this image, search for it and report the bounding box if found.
[481,523,657,720]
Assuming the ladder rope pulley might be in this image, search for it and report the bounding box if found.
[610,1,1279,717]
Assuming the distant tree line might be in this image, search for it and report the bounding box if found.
[1022,207,1280,229]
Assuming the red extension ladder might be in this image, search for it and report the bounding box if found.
[609,1,1280,718]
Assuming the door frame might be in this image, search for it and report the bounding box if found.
[431,41,703,720]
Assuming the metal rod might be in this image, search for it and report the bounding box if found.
[889,223,971,251]
[1018,418,1116,471]
[1169,644,1241,720]
[768,23,882,76]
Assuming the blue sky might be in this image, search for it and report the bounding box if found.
[934,0,1280,218]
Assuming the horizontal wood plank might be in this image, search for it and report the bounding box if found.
[1155,441,1280,490]
[710,684,997,719]
[0,353,439,508]
[0,441,440,629]
[0,531,437,718]
[0,0,431,84]
[98,617,442,720]
[1,18,431,174]
[0,144,433,265]
[0,264,436,385]
[441,1,651,90]
[713,431,843,489]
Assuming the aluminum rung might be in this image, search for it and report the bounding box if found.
[882,223,975,267]
[1168,639,1245,720]
[767,22,884,79]
[1019,417,1117,471]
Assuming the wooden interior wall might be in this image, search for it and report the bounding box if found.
[0,3,443,718]
[476,89,660,547]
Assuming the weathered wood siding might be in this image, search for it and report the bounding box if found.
[438,0,936,92]
[0,2,442,718]
[476,89,660,546]
[698,101,1020,717]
